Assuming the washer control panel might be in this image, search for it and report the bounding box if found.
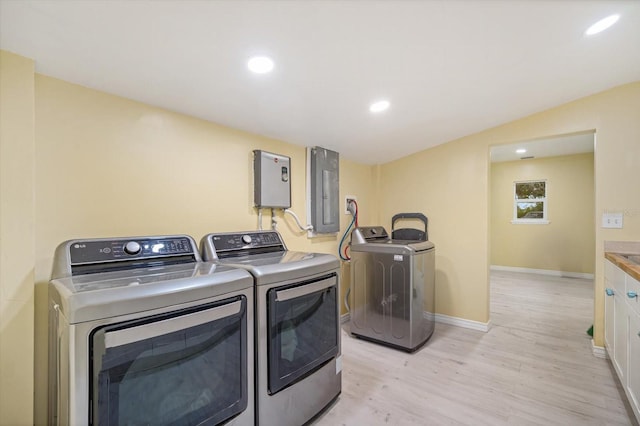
[211,231,284,252]
[69,236,196,264]
[350,226,390,244]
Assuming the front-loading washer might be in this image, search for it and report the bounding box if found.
[200,231,342,426]
[48,235,254,426]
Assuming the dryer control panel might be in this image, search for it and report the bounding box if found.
[69,236,196,264]
[49,235,201,279]
[210,231,284,252]
[203,231,287,260]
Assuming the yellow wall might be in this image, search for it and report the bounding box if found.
[379,135,491,323]
[0,51,35,426]
[491,153,595,273]
[379,82,640,338]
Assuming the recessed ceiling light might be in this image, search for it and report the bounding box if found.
[248,56,274,74]
[585,14,620,36]
[369,100,390,113]
[516,148,527,154]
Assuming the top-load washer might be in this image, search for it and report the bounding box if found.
[48,235,254,426]
[200,230,341,426]
[349,226,436,351]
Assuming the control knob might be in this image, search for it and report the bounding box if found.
[124,241,142,255]
[242,235,252,245]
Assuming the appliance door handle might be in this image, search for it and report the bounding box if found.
[104,300,242,349]
[276,276,336,302]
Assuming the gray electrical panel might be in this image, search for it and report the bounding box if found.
[309,147,339,234]
[253,150,291,208]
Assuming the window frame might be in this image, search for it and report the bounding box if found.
[511,179,550,225]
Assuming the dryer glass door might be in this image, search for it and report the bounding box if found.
[90,296,248,425]
[267,274,339,394]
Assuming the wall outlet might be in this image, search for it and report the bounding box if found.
[602,213,623,229]
[345,195,357,215]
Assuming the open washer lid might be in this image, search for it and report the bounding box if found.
[49,235,253,324]
[349,226,435,255]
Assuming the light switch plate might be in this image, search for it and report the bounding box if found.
[602,213,623,229]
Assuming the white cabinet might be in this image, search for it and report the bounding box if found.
[629,313,640,416]
[628,274,640,315]
[604,258,640,422]
[605,283,615,351]
[604,260,618,354]
[629,273,640,419]
[613,293,628,381]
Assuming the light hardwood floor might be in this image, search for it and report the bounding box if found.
[313,271,638,426]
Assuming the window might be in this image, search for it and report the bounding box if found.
[512,180,549,224]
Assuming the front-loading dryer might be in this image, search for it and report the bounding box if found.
[201,231,342,426]
[48,235,254,426]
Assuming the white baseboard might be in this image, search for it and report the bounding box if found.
[434,313,491,333]
[490,265,594,280]
[591,340,608,359]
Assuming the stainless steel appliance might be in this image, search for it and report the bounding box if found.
[200,231,341,426]
[349,226,436,351]
[48,235,254,426]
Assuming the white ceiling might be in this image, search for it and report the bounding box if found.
[490,132,595,163]
[1,1,639,165]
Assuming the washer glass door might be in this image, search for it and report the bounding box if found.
[90,296,248,425]
[267,274,339,394]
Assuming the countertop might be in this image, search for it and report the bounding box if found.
[605,252,640,282]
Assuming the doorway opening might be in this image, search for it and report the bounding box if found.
[488,131,596,335]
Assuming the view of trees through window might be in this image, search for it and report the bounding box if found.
[515,181,546,219]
